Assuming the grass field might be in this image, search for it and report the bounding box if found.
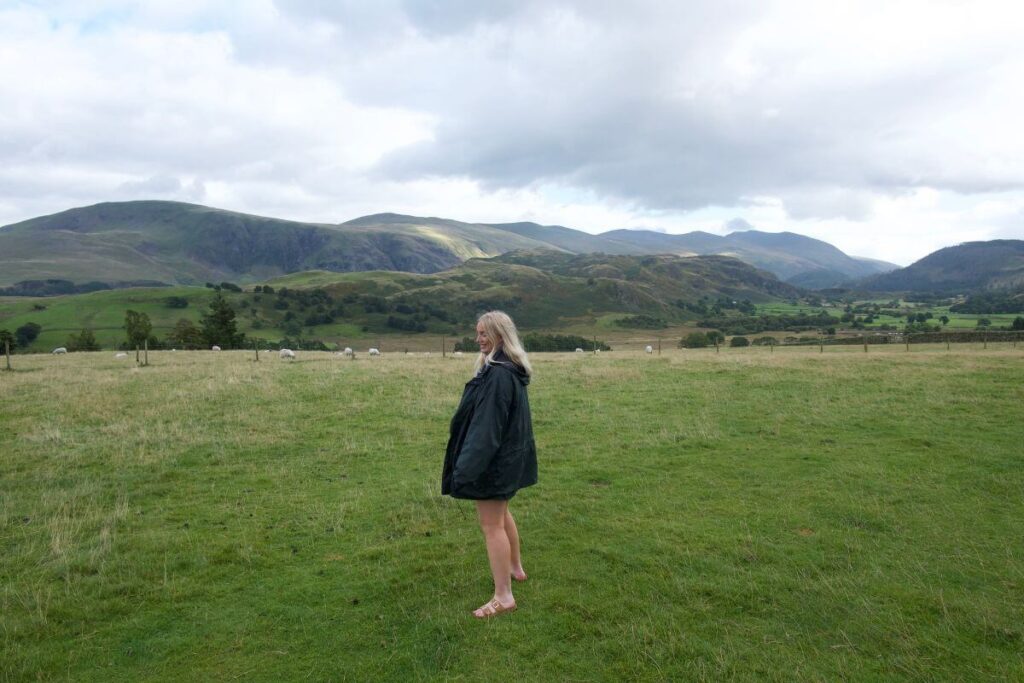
[2,347,1023,681]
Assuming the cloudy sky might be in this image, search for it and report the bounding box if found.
[2,0,1022,265]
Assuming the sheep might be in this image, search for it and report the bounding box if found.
[645,345,653,354]
[368,348,380,356]
[52,347,67,354]
[279,348,296,359]
[211,345,221,351]
[453,351,463,357]
[115,352,128,359]
[575,348,584,353]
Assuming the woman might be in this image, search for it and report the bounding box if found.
[442,310,537,618]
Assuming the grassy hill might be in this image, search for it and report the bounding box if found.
[0,253,803,352]
[858,240,1024,293]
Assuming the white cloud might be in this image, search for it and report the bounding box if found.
[0,0,1022,266]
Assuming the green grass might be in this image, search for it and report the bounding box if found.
[2,347,1022,680]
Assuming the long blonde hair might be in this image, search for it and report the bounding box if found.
[474,310,533,377]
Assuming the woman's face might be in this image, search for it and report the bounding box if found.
[476,322,499,355]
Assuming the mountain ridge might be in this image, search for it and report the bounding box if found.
[0,199,899,288]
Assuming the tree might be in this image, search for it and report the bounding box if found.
[15,322,42,348]
[167,319,205,349]
[66,329,100,352]
[200,292,245,348]
[680,332,709,349]
[976,318,991,328]
[0,328,15,350]
[730,336,750,347]
[165,296,189,308]
[1013,317,1024,331]
[706,330,725,345]
[939,315,950,326]
[124,310,152,349]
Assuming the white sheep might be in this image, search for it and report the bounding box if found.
[279,348,296,359]
[368,348,380,356]
[645,345,653,354]
[52,347,67,354]
[115,352,128,359]
[575,348,584,353]
[453,351,464,357]
[211,345,221,351]
[343,347,354,356]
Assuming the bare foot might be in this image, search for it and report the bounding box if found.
[473,597,517,619]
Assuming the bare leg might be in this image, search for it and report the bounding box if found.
[505,509,527,581]
[474,500,515,615]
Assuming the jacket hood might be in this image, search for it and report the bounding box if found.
[489,348,530,386]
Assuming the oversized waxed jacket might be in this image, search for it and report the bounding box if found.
[442,350,537,500]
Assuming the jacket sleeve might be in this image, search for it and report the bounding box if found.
[453,368,514,486]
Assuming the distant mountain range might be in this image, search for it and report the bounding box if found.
[0,200,897,289]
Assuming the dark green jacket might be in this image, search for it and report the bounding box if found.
[442,350,537,500]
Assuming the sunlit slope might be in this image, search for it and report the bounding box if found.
[339,213,567,260]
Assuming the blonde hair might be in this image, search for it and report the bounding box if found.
[474,310,533,377]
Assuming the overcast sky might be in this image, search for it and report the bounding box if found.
[2,0,1022,265]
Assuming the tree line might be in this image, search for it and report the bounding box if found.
[0,292,245,353]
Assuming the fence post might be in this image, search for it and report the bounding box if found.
[4,340,10,371]
[906,335,910,352]
[819,339,823,353]
[144,339,149,366]
[254,339,259,362]
[442,336,446,358]
[593,335,597,355]
[947,336,950,351]
[983,333,987,350]
[863,335,868,353]
[657,338,661,356]
[136,345,140,364]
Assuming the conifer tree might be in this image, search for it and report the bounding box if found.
[200,292,245,349]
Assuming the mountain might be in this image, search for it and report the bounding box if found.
[0,202,466,286]
[599,229,897,285]
[0,200,894,288]
[857,240,1024,293]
